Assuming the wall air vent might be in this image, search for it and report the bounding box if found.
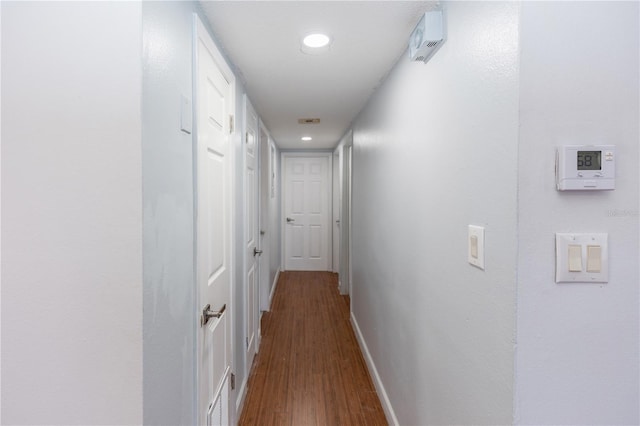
[298,118,321,124]
[409,10,445,64]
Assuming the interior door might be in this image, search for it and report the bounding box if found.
[283,153,331,271]
[332,150,340,274]
[340,144,353,295]
[259,127,270,311]
[244,96,259,364]
[195,17,234,426]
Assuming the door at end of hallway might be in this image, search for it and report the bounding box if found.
[282,153,332,271]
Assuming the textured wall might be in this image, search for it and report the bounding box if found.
[141,2,201,424]
[350,2,520,424]
[2,2,143,423]
[515,2,639,424]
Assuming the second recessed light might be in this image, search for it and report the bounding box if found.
[301,136,312,141]
[303,33,330,48]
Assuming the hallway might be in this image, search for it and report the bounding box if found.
[239,272,387,425]
[2,2,638,425]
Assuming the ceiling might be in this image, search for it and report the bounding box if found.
[200,1,438,150]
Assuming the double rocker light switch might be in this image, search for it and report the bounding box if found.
[556,233,608,283]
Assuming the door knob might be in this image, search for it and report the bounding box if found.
[201,303,226,327]
[254,247,263,256]
[286,217,295,223]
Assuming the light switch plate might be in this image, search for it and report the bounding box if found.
[555,233,608,283]
[468,225,485,270]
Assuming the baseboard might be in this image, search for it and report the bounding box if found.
[268,269,280,308]
[350,312,399,426]
[235,372,249,420]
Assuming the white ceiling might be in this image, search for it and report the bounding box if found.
[200,1,438,149]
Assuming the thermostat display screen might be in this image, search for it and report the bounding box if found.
[577,151,601,171]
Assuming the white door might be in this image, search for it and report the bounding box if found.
[243,96,259,364]
[195,17,235,426]
[332,150,340,273]
[283,153,332,271]
[339,143,353,295]
[258,127,271,311]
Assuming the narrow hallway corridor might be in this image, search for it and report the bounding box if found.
[239,271,387,425]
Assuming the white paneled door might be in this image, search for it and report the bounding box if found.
[195,17,234,426]
[258,127,271,311]
[283,153,332,271]
[244,96,259,366]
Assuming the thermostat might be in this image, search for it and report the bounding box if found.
[556,145,615,190]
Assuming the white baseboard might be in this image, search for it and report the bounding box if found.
[350,312,399,426]
[235,373,248,421]
[268,269,280,308]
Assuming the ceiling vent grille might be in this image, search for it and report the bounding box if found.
[298,118,321,124]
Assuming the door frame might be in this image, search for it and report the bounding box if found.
[340,141,353,296]
[332,150,340,274]
[241,94,259,377]
[258,124,271,313]
[193,14,237,426]
[281,152,333,271]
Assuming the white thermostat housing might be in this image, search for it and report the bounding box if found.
[556,145,615,190]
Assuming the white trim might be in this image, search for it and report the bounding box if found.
[235,374,249,418]
[242,94,259,381]
[269,268,281,309]
[350,312,398,426]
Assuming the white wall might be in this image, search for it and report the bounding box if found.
[1,2,143,424]
[141,2,205,424]
[142,3,265,422]
[515,2,639,424]
[350,2,520,424]
[0,3,3,421]
[350,1,639,424]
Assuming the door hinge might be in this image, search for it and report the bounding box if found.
[245,132,248,144]
[246,337,249,348]
[230,373,236,390]
[229,115,234,134]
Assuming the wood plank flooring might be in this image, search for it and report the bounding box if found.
[238,271,388,426]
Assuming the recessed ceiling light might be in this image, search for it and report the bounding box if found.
[303,33,330,48]
[301,136,312,141]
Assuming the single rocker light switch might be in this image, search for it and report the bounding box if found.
[568,245,582,272]
[468,225,485,270]
[470,235,478,259]
[586,245,602,273]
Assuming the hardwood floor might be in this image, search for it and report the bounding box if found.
[238,271,388,426]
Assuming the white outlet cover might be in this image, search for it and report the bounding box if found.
[468,225,485,270]
[555,233,608,283]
